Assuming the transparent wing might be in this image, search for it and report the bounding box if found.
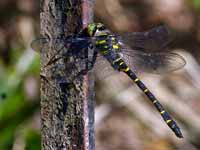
[31,36,94,53]
[93,55,119,80]
[31,37,64,53]
[31,36,96,68]
[120,47,186,74]
[118,25,173,52]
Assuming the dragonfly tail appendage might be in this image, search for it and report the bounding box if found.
[114,57,183,138]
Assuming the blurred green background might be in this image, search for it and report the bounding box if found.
[1,0,200,149]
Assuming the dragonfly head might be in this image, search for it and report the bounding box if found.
[87,23,109,37]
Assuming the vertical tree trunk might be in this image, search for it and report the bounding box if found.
[40,0,94,149]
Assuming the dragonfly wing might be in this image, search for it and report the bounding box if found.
[31,36,95,68]
[94,55,120,80]
[31,37,66,54]
[118,25,173,52]
[31,36,95,53]
[120,48,186,74]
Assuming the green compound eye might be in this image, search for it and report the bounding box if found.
[87,23,97,36]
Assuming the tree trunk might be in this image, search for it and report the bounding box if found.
[40,0,94,149]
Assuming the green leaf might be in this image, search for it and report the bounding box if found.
[25,129,41,150]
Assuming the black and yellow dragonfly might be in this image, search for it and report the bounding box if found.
[31,23,186,138]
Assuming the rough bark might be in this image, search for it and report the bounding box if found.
[40,0,94,149]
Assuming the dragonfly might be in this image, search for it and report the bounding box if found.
[31,23,186,138]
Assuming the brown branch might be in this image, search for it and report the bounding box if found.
[40,0,94,149]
